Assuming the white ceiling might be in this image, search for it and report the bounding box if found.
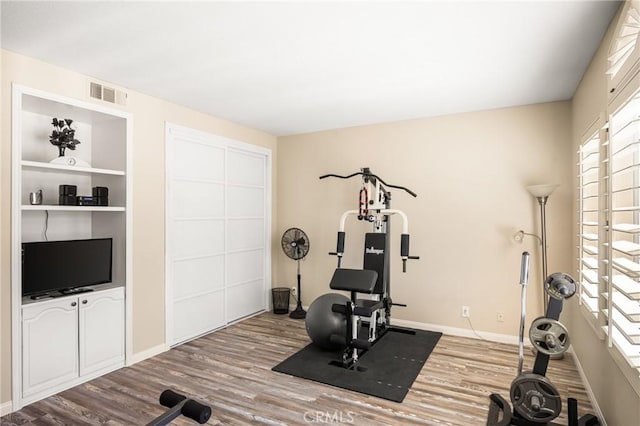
[1,1,621,136]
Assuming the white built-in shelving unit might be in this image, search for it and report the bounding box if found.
[11,84,132,409]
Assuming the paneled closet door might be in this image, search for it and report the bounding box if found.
[166,125,270,346]
[226,150,266,320]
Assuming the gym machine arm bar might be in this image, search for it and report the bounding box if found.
[146,389,211,426]
[319,170,418,198]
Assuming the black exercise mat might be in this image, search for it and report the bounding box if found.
[272,327,442,402]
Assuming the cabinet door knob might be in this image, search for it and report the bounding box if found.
[71,302,77,307]
[82,300,88,304]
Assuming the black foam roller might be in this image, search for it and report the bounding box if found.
[182,399,212,424]
[159,389,186,408]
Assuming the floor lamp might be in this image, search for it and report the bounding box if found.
[526,184,559,313]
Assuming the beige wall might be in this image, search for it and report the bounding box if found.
[277,102,573,336]
[569,5,640,424]
[0,50,278,405]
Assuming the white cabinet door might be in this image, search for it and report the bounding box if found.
[22,298,78,397]
[79,288,125,376]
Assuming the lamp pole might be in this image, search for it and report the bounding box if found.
[537,195,550,312]
[526,184,558,316]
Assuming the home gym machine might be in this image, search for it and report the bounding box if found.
[306,168,419,370]
[146,389,211,425]
[487,252,600,426]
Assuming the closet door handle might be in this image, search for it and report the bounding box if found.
[71,302,77,307]
[82,300,88,304]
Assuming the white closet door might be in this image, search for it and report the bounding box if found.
[166,125,270,346]
[226,150,266,320]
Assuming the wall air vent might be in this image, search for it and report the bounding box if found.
[89,81,127,106]
[89,82,102,99]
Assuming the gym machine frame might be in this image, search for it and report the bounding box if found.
[487,253,600,426]
[320,168,419,369]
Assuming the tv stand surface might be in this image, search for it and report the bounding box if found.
[59,287,95,296]
[29,287,95,300]
[29,294,53,300]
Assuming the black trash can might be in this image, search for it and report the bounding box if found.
[272,287,291,314]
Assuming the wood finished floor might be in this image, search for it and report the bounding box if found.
[2,312,595,425]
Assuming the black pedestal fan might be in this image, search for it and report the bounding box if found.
[282,227,309,319]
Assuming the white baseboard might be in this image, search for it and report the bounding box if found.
[0,400,13,416]
[129,343,167,365]
[391,317,525,346]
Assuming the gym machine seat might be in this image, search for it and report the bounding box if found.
[329,268,384,317]
[329,268,378,293]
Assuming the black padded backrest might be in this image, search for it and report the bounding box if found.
[329,268,379,293]
[363,233,386,294]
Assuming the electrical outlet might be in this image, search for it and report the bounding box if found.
[461,305,470,318]
[291,287,296,296]
[497,313,505,322]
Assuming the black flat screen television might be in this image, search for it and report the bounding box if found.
[22,238,113,297]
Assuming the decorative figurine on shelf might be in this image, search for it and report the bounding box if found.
[49,118,80,156]
[48,118,89,167]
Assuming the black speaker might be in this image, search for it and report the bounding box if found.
[92,186,108,197]
[59,194,76,206]
[59,184,77,196]
[92,186,109,206]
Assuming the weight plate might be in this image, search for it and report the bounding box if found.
[545,272,577,299]
[529,317,570,356]
[510,373,562,423]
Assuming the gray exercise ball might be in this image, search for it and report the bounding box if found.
[305,293,349,350]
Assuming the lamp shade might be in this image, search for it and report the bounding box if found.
[526,184,559,198]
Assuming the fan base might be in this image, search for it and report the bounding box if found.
[289,303,306,319]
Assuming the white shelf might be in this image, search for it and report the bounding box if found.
[22,160,125,176]
[21,205,124,212]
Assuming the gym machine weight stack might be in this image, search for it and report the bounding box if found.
[487,253,600,426]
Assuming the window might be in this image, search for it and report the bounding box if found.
[605,95,640,370]
[578,129,600,319]
[608,1,640,94]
